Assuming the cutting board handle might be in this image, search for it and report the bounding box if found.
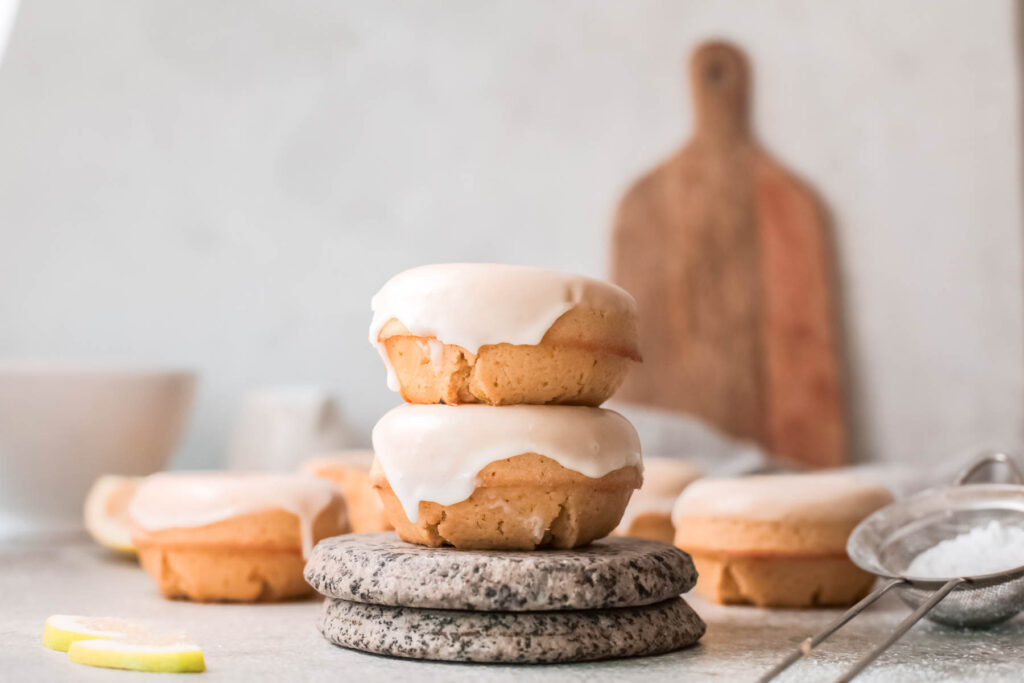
[690,41,750,141]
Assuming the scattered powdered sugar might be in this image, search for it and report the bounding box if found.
[906,520,1024,578]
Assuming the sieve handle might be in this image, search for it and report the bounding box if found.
[761,577,966,682]
[833,578,964,683]
[955,452,1023,486]
[758,579,904,682]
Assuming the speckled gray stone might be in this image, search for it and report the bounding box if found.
[319,596,706,663]
[305,532,698,611]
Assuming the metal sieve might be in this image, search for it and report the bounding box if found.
[762,452,1024,682]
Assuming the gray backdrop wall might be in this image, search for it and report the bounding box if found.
[1,0,1021,468]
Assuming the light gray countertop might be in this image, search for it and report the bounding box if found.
[1,536,1019,682]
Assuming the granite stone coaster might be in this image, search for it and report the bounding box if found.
[319,596,706,663]
[305,532,698,611]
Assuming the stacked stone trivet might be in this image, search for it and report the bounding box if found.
[305,533,705,663]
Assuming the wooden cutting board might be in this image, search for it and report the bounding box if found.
[611,41,845,467]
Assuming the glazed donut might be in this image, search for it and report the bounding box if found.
[369,264,640,407]
[370,404,642,550]
[302,451,392,534]
[673,471,893,607]
[613,457,701,545]
[130,472,348,602]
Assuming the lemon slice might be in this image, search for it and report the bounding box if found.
[83,475,140,554]
[42,615,139,652]
[68,639,205,673]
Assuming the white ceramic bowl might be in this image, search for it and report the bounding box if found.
[0,365,196,537]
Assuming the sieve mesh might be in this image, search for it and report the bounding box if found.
[847,486,1024,627]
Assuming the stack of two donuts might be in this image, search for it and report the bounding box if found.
[368,264,644,550]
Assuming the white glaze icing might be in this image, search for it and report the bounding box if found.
[671,471,894,527]
[616,457,701,530]
[372,404,642,522]
[368,263,637,391]
[129,472,344,558]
